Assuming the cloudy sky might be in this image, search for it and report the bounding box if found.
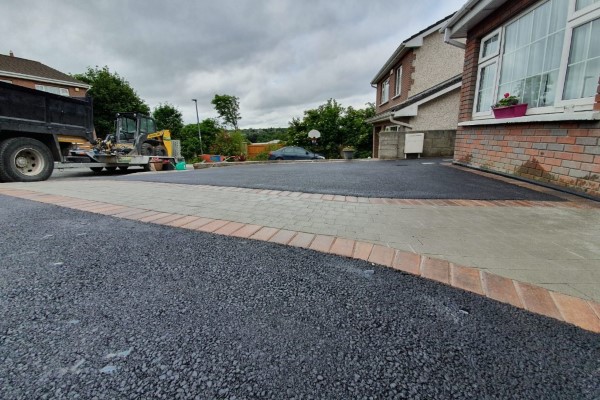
[2,0,465,128]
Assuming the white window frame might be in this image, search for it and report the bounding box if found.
[394,66,403,97]
[478,28,501,63]
[473,58,499,117]
[0,79,12,84]
[472,0,600,119]
[555,5,600,108]
[35,84,70,97]
[380,78,390,105]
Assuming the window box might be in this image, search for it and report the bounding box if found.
[492,103,529,118]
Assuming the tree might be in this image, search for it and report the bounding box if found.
[211,94,241,130]
[73,66,149,137]
[287,99,375,159]
[153,103,183,138]
[178,118,221,160]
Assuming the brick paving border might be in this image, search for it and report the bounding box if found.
[1,186,599,334]
[127,181,599,209]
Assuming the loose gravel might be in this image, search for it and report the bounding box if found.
[1,195,598,399]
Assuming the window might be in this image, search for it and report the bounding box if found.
[563,18,600,99]
[472,0,600,117]
[35,84,69,96]
[0,79,12,84]
[395,66,403,96]
[380,78,390,104]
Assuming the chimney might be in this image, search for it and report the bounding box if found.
[9,50,14,57]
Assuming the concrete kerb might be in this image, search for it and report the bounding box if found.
[0,186,599,334]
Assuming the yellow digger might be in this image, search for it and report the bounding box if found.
[70,112,180,172]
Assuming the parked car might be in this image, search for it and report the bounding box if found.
[268,146,325,160]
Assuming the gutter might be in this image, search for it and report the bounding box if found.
[443,28,466,49]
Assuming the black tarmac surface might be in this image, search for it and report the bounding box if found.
[1,196,598,399]
[113,160,562,201]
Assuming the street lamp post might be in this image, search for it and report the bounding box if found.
[192,99,203,155]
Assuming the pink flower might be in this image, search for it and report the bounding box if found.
[504,93,510,98]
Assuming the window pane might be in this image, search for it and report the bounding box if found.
[476,63,497,112]
[522,75,542,106]
[504,22,519,53]
[564,62,586,99]
[532,1,550,41]
[590,18,600,58]
[544,30,565,70]
[549,0,569,33]
[583,57,600,97]
[569,22,590,64]
[527,39,545,76]
[576,0,600,11]
[539,71,558,106]
[564,18,600,100]
[482,34,499,58]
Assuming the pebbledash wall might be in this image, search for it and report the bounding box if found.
[454,0,600,198]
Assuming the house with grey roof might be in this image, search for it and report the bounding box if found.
[0,51,89,97]
[367,15,465,159]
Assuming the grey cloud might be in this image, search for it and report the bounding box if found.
[1,0,465,127]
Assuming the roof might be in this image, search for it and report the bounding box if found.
[370,13,456,84]
[366,74,462,123]
[0,54,89,88]
[442,0,509,39]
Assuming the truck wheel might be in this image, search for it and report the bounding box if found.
[118,166,129,171]
[90,167,104,173]
[154,145,168,157]
[0,137,54,182]
[0,140,14,182]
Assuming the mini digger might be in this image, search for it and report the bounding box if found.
[77,112,180,172]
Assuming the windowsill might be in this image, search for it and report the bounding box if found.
[392,93,402,100]
[458,111,600,126]
[379,101,389,106]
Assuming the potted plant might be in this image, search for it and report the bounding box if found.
[491,93,528,119]
[342,146,355,160]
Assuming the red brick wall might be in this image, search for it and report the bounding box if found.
[375,50,415,114]
[455,0,600,198]
[0,75,87,97]
[455,125,600,197]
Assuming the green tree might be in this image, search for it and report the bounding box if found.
[179,118,221,160]
[209,130,247,157]
[211,94,241,130]
[73,66,149,138]
[153,103,183,137]
[287,99,374,159]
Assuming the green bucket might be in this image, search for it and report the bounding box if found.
[175,161,187,170]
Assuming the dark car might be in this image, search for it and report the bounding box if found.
[268,146,325,160]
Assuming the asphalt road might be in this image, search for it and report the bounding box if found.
[110,159,562,201]
[1,195,598,399]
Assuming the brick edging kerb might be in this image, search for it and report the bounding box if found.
[1,187,599,334]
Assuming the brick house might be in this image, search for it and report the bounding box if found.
[367,15,465,159]
[0,51,89,97]
[443,0,600,197]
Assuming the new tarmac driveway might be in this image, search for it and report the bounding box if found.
[1,195,598,399]
[112,159,563,201]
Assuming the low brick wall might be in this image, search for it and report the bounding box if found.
[454,123,600,197]
[378,130,455,159]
